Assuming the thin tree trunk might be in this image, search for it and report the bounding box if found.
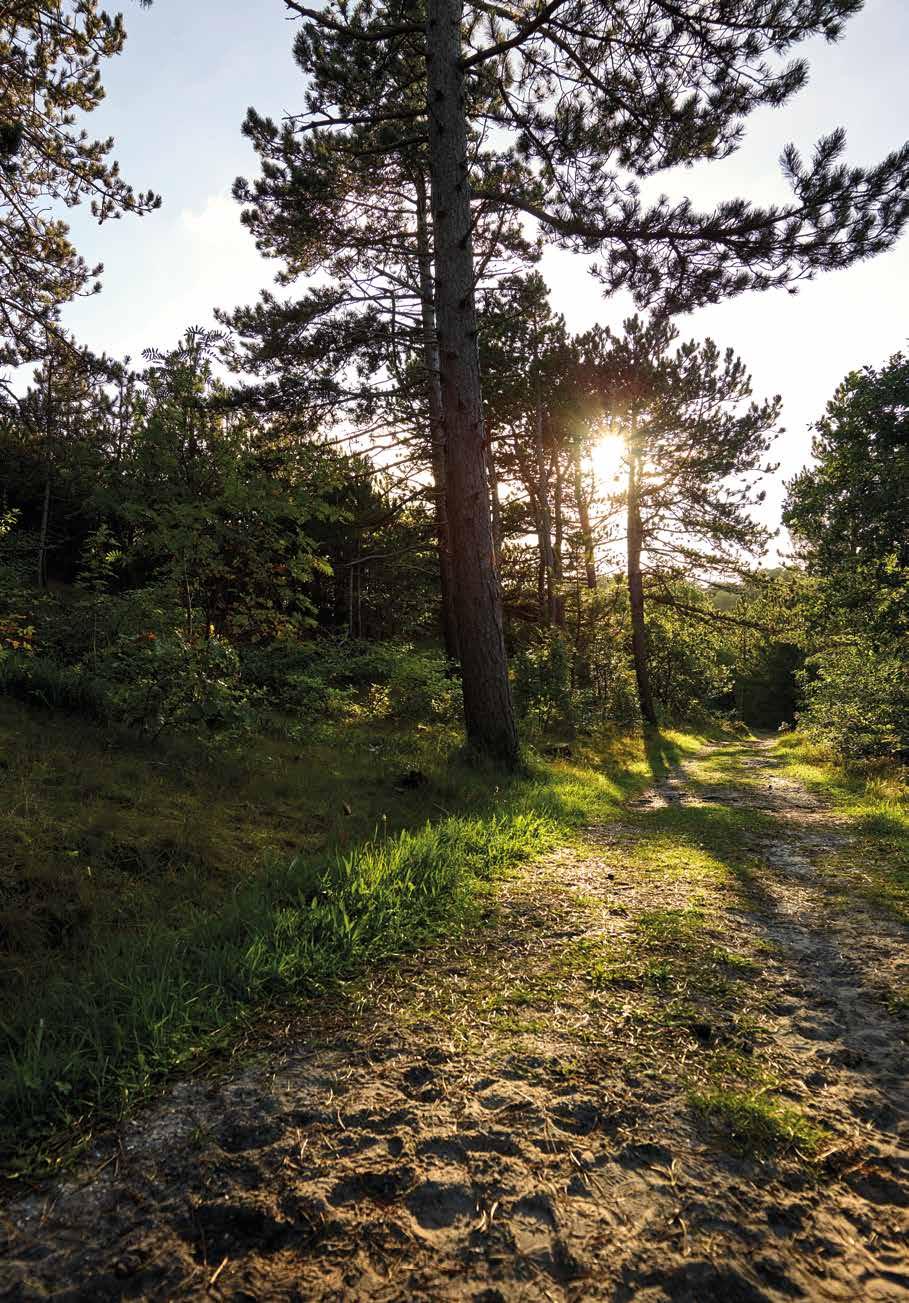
[533,339,555,624]
[38,354,54,589]
[573,562,583,680]
[626,434,657,726]
[536,529,546,621]
[183,563,194,641]
[426,0,518,766]
[487,439,503,571]
[415,171,459,663]
[37,470,51,589]
[553,453,565,628]
[573,444,598,591]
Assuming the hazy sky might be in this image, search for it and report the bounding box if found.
[57,0,909,540]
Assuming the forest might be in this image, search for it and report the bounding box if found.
[1,2,907,1299]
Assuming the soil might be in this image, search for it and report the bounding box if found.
[1,739,907,1300]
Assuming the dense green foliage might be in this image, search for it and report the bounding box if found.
[784,355,908,759]
[0,1,158,364]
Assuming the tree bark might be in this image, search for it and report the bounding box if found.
[415,171,459,663]
[425,0,518,766]
[626,436,657,725]
[532,331,556,625]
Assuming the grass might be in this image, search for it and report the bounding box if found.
[774,732,909,922]
[564,900,821,1162]
[545,743,832,1159]
[689,1087,828,1158]
[0,694,707,1170]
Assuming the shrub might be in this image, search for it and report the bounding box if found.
[369,648,461,723]
[646,608,732,720]
[581,634,641,728]
[513,631,574,731]
[0,652,109,720]
[798,641,909,761]
[95,633,255,742]
[238,642,354,721]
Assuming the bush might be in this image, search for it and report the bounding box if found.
[798,641,909,761]
[239,642,354,721]
[646,607,732,721]
[1,636,257,745]
[239,639,459,725]
[96,633,256,742]
[513,631,573,731]
[0,652,109,720]
[368,648,461,723]
[581,634,641,727]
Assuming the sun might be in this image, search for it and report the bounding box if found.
[589,432,626,490]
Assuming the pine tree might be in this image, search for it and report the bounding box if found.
[0,2,160,364]
[576,316,780,724]
[231,20,532,671]
[10,338,113,587]
[276,0,909,763]
[480,273,574,626]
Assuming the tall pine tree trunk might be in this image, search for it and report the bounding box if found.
[626,444,657,726]
[426,0,518,766]
[415,171,459,662]
[534,389,555,625]
[532,330,556,625]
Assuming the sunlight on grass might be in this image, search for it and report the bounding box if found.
[690,1087,828,1158]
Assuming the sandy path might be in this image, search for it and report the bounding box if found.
[2,739,907,1300]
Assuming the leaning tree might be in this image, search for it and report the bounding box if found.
[266,0,909,765]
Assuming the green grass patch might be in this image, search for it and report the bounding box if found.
[560,905,757,1012]
[690,1086,828,1158]
[3,808,552,1156]
[774,733,909,922]
[0,696,708,1169]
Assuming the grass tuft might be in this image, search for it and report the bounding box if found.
[690,1086,828,1158]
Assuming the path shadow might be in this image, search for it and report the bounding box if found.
[643,727,684,783]
[623,771,909,1119]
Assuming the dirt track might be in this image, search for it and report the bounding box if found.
[2,739,907,1300]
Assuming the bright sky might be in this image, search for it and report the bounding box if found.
[58,0,909,544]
